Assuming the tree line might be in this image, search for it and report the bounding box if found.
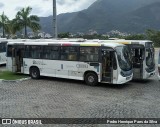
[58,30,160,47]
[0,6,41,38]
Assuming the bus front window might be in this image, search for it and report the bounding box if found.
[115,46,132,71]
[146,48,155,68]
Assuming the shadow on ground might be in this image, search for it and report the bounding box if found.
[39,76,132,90]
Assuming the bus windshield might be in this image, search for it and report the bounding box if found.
[146,44,155,68]
[115,46,132,71]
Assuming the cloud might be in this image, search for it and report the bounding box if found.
[15,6,23,11]
[56,0,97,14]
[15,6,43,15]
[57,0,66,5]
[1,0,97,19]
[31,6,44,15]
[0,2,4,8]
[27,0,97,17]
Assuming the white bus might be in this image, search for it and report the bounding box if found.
[0,39,7,65]
[6,40,133,85]
[103,40,155,79]
[158,50,160,80]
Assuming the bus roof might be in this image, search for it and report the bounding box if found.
[7,40,124,48]
[0,38,7,42]
[7,38,86,42]
[101,39,152,45]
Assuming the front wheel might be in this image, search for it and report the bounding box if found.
[84,72,98,86]
[30,67,40,79]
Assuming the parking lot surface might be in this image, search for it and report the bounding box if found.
[0,73,160,127]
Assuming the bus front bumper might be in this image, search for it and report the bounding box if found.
[145,71,155,79]
[117,74,133,84]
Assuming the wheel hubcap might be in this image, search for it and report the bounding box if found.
[32,70,37,77]
[88,76,94,83]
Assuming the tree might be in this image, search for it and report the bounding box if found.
[58,32,70,38]
[16,6,41,38]
[83,34,108,40]
[0,12,9,38]
[5,19,21,38]
[124,34,146,40]
[146,29,160,47]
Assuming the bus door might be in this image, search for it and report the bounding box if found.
[101,48,116,83]
[131,45,144,79]
[11,46,24,73]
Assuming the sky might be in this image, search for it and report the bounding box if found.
[0,0,97,19]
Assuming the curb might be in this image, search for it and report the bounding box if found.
[0,77,31,83]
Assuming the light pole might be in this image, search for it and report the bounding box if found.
[53,0,57,38]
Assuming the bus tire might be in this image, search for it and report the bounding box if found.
[30,67,40,79]
[84,72,98,86]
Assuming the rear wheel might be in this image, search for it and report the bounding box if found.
[84,72,98,86]
[30,67,40,79]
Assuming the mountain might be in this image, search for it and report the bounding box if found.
[114,2,160,33]
[39,0,160,34]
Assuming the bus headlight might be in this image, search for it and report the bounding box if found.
[120,71,125,77]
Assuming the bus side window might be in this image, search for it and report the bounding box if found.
[29,46,42,59]
[43,46,51,59]
[61,47,68,60]
[7,45,13,57]
[42,46,59,60]
[80,47,99,62]
[3,43,6,52]
[50,47,60,60]
[68,54,76,61]
[0,43,6,52]
[24,45,30,58]
[61,47,78,61]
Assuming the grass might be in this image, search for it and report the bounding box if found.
[0,71,28,80]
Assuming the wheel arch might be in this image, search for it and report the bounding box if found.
[83,71,98,80]
[29,66,40,74]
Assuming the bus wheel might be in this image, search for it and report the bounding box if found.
[85,72,98,86]
[30,67,40,79]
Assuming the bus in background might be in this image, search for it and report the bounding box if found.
[158,50,160,80]
[103,40,155,79]
[6,40,133,85]
[0,38,32,65]
[0,38,7,65]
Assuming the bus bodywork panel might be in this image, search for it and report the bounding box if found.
[7,57,102,82]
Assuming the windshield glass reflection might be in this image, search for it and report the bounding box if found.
[115,46,132,71]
